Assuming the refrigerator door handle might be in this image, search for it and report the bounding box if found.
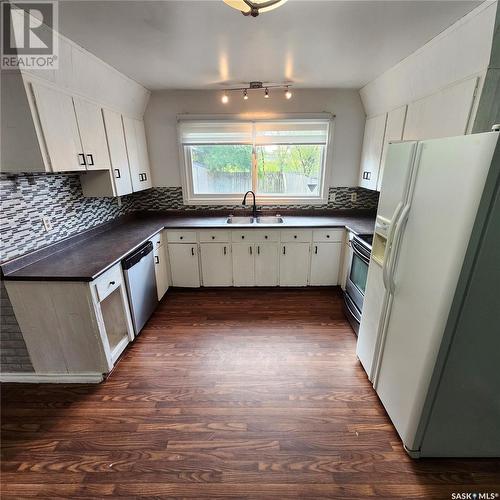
[388,204,411,293]
[382,201,404,290]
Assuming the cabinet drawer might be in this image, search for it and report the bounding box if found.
[150,230,166,249]
[253,230,280,243]
[280,230,312,243]
[199,230,230,243]
[313,229,344,242]
[166,230,197,243]
[231,231,254,242]
[94,264,122,302]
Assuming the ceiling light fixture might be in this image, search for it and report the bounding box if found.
[220,81,292,102]
[223,0,288,17]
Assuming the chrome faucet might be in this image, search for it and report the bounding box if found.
[242,190,257,219]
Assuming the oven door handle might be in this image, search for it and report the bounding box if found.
[351,240,370,265]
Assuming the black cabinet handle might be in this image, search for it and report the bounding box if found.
[212,236,215,240]
[283,246,286,255]
[109,281,115,285]
[315,246,318,254]
[249,246,253,255]
[294,235,297,239]
[114,169,121,179]
[86,154,94,166]
[180,236,183,240]
[78,153,86,166]
[191,247,195,256]
[224,246,227,255]
[326,234,330,239]
[155,256,159,264]
[264,235,268,239]
[241,235,245,239]
[257,246,260,255]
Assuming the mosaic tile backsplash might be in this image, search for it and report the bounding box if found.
[0,172,378,373]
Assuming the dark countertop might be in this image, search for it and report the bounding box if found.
[2,212,375,282]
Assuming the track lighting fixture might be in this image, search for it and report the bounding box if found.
[219,82,292,103]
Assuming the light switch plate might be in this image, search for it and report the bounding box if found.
[42,216,53,232]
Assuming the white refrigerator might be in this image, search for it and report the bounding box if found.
[356,131,499,456]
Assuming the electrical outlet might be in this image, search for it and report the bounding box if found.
[350,192,357,203]
[42,216,53,232]
[329,192,336,202]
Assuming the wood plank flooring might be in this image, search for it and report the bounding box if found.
[2,287,499,498]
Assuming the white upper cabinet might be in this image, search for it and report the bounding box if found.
[102,109,133,196]
[358,113,387,191]
[377,105,407,191]
[73,97,111,171]
[30,82,85,172]
[403,77,478,141]
[123,116,152,192]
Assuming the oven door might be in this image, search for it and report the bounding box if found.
[344,237,370,332]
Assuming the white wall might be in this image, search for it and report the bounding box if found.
[144,89,366,188]
[360,1,497,118]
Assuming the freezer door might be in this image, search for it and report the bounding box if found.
[356,141,417,379]
[377,141,417,224]
[374,132,498,452]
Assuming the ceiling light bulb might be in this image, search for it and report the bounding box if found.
[264,88,270,98]
[221,93,229,104]
[285,88,292,100]
[243,90,249,100]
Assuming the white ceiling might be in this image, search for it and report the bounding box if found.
[59,0,481,91]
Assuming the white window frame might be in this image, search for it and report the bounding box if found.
[178,114,334,205]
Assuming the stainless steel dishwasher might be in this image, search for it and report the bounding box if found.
[122,241,158,336]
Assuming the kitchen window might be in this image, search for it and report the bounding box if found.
[179,117,332,204]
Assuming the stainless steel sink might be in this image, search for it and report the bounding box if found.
[256,216,284,224]
[226,216,254,224]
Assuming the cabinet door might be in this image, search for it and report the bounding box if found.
[123,116,152,192]
[359,113,387,191]
[280,243,310,286]
[154,244,169,300]
[134,119,153,189]
[168,244,200,287]
[200,243,232,287]
[232,244,255,286]
[255,243,279,286]
[102,108,133,196]
[403,77,478,142]
[377,105,407,191]
[73,97,111,171]
[310,242,342,286]
[30,82,84,172]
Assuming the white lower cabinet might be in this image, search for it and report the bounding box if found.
[280,242,311,286]
[255,243,279,286]
[310,242,342,285]
[200,243,233,286]
[153,244,169,300]
[232,244,255,286]
[168,243,200,287]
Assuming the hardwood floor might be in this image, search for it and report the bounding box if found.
[2,287,499,498]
